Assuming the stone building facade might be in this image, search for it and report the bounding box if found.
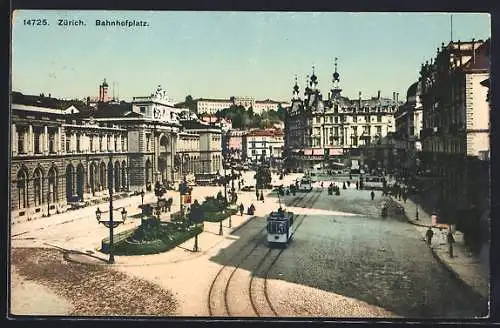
[418,38,490,250]
[285,62,400,171]
[11,94,129,221]
[10,85,223,222]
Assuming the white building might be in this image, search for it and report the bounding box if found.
[192,97,290,115]
[286,65,400,170]
[253,99,289,115]
[195,98,232,115]
[243,129,284,165]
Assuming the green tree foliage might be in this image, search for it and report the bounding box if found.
[209,104,285,130]
[255,165,272,189]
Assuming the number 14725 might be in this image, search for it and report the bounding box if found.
[23,19,48,26]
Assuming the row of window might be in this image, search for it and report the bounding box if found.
[65,134,127,153]
[16,130,128,155]
[16,166,58,210]
[313,115,384,124]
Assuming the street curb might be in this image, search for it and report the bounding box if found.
[407,219,431,228]
[399,198,488,301]
[427,244,488,301]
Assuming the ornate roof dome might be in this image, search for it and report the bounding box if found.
[406,82,418,100]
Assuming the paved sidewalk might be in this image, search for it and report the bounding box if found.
[391,196,489,299]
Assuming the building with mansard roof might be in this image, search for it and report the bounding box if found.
[10,84,222,223]
[284,60,401,171]
[417,38,490,251]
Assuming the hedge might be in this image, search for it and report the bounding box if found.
[101,222,204,256]
[202,208,238,222]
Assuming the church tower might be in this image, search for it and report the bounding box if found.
[330,57,342,101]
[99,78,109,102]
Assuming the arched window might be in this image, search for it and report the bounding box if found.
[17,168,29,209]
[33,167,43,206]
[99,162,107,190]
[114,161,120,192]
[121,160,127,190]
[48,166,58,202]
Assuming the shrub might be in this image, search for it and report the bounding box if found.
[102,222,204,256]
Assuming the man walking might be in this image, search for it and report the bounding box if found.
[260,191,264,203]
[239,203,244,216]
[370,190,375,200]
[256,189,260,201]
[425,227,434,246]
[447,229,455,258]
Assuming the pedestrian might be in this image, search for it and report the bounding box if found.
[370,190,375,200]
[356,181,359,190]
[239,203,244,216]
[234,193,238,204]
[447,230,455,258]
[260,191,264,203]
[238,181,241,190]
[347,181,351,188]
[321,181,324,189]
[402,192,407,204]
[342,182,347,190]
[425,227,434,246]
[256,189,260,200]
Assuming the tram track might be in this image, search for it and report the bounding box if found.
[207,189,322,317]
[250,191,322,317]
[207,191,310,316]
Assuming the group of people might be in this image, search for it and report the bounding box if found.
[425,226,456,257]
[383,183,408,203]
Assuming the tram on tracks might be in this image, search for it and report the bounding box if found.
[298,177,313,192]
[266,208,295,246]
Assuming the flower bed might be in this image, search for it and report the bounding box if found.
[101,218,203,256]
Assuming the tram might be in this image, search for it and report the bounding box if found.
[362,176,385,190]
[298,177,313,192]
[266,208,295,246]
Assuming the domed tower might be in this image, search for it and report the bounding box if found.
[304,75,312,98]
[310,65,319,91]
[330,57,342,101]
[292,75,300,100]
[99,78,109,102]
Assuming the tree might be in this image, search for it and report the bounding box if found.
[189,200,204,224]
[277,104,286,121]
[183,95,197,113]
[255,165,271,189]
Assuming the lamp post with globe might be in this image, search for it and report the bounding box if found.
[95,154,128,264]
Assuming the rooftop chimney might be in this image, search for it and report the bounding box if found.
[472,38,476,64]
[396,93,399,103]
[393,92,396,101]
[458,40,462,66]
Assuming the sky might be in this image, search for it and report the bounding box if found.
[11,11,490,103]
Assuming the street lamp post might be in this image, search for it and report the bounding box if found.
[96,185,128,263]
[219,206,224,236]
[223,157,228,203]
[140,189,145,224]
[95,154,128,264]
